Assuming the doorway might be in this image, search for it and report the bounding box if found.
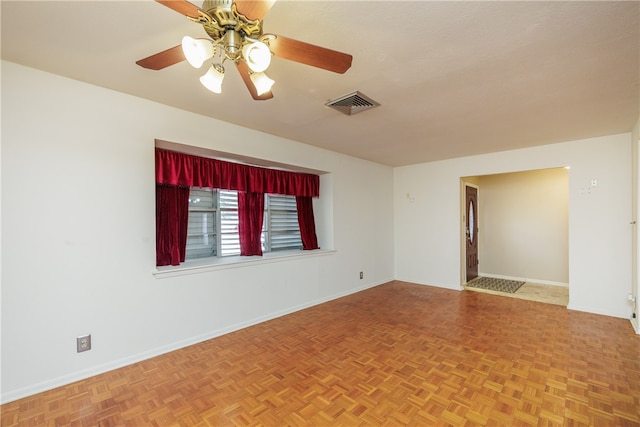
[460,168,569,302]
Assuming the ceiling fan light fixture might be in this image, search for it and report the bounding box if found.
[138,0,353,101]
[242,41,272,73]
[199,64,225,93]
[182,36,215,68]
[250,72,274,96]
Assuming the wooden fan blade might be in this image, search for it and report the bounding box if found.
[269,35,352,74]
[234,0,276,21]
[156,0,203,19]
[136,45,185,70]
[236,61,274,100]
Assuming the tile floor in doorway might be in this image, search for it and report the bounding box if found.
[465,281,569,306]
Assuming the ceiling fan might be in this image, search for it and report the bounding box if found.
[136,0,353,100]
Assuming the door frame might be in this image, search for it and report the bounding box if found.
[460,180,480,287]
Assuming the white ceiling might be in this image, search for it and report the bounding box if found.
[2,1,638,167]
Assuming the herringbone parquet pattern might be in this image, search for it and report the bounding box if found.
[2,281,639,426]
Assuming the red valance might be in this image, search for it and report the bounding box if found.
[155,148,319,197]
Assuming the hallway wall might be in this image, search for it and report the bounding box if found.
[475,168,569,284]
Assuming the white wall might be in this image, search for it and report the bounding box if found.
[632,116,640,333]
[475,168,569,284]
[0,61,395,402]
[395,134,633,319]
[3,61,637,403]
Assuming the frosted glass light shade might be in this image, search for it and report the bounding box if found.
[242,41,272,73]
[182,36,215,68]
[249,72,275,95]
[199,64,225,93]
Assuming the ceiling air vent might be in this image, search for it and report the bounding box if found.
[326,91,380,116]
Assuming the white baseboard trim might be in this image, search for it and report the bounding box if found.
[0,279,389,404]
[566,303,631,320]
[631,317,639,334]
[478,273,568,287]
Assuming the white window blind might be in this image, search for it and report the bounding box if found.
[266,194,302,251]
[219,189,240,256]
[185,189,302,260]
[185,188,216,259]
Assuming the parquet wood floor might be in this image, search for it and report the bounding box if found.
[2,281,639,426]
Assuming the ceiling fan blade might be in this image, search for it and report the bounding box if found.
[269,35,352,74]
[236,61,274,100]
[234,0,276,21]
[136,45,185,70]
[156,0,204,19]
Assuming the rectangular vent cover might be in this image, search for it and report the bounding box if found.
[326,91,380,116]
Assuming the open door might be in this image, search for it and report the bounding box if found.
[465,185,479,282]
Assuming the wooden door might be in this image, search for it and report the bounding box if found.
[465,185,479,281]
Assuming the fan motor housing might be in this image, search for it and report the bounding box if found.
[201,0,263,40]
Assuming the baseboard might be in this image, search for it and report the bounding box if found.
[0,279,389,404]
[395,277,462,291]
[478,273,568,287]
[566,303,631,320]
[631,317,639,334]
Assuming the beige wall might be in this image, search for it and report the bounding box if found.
[474,168,569,284]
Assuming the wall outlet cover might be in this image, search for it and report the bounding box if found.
[77,334,91,353]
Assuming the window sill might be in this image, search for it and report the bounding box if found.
[153,249,336,278]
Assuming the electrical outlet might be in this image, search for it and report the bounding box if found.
[77,334,91,353]
[359,271,363,280]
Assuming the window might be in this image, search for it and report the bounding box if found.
[154,147,320,267]
[219,189,240,256]
[265,194,301,252]
[185,187,302,260]
[186,188,216,259]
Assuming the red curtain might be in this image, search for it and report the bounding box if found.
[238,192,265,256]
[155,148,321,266]
[156,184,190,266]
[156,148,319,197]
[296,196,319,250]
